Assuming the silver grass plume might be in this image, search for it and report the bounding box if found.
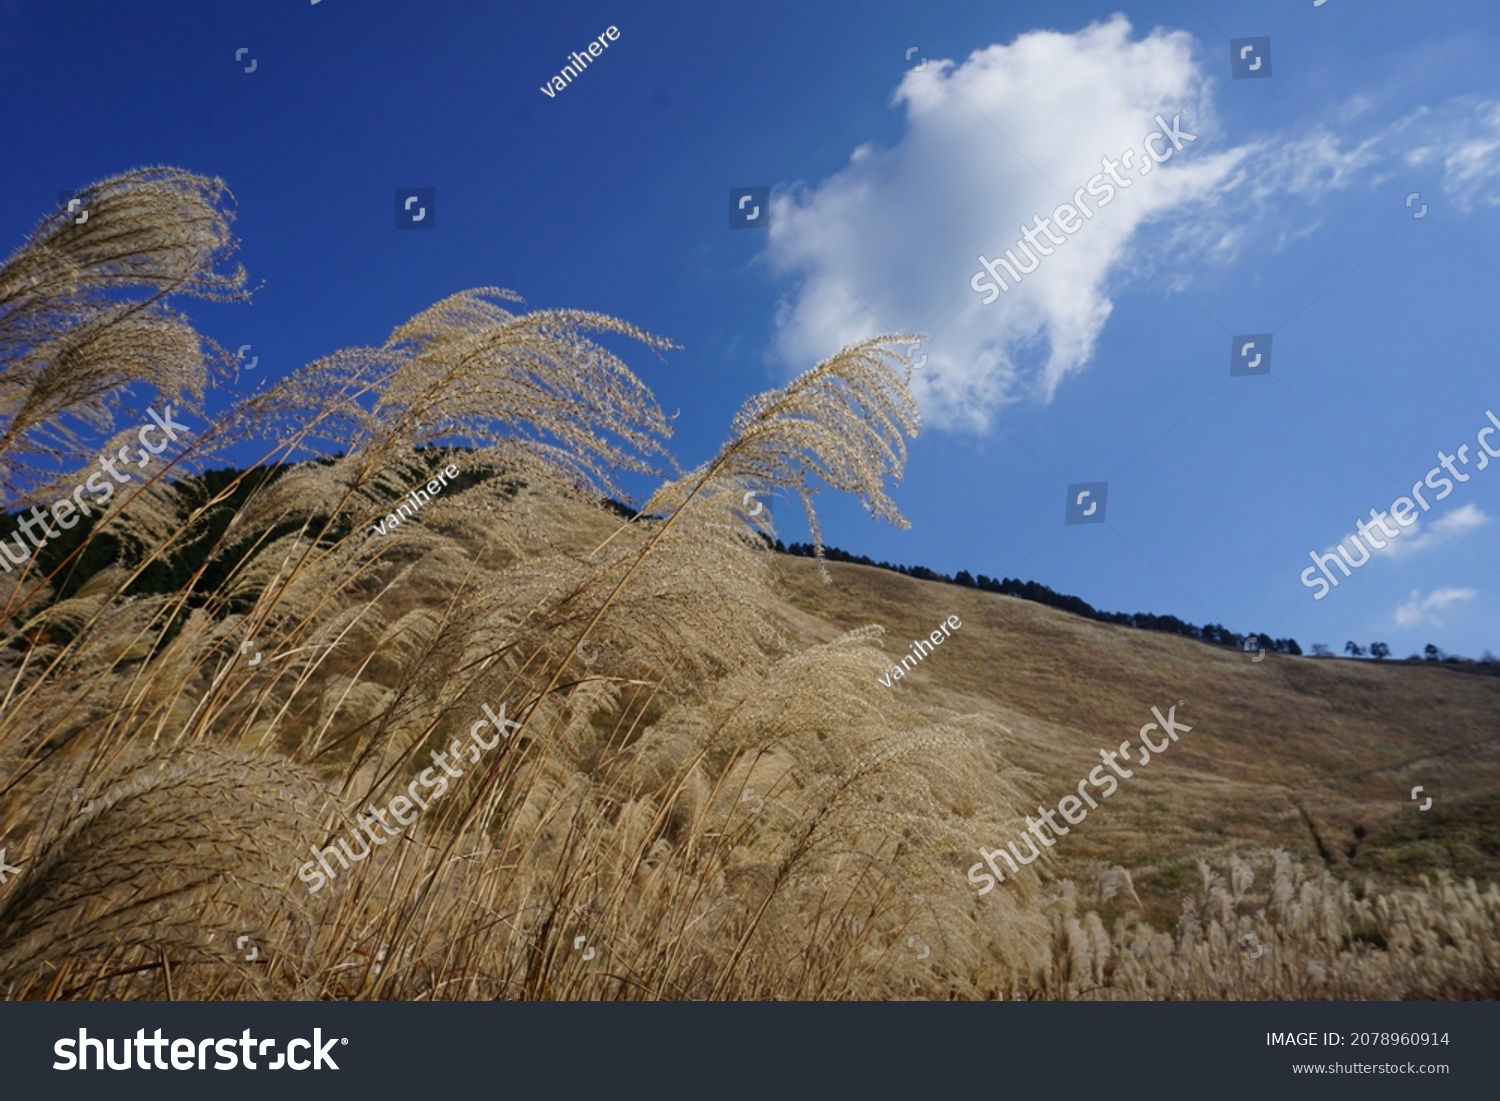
[0,167,249,502]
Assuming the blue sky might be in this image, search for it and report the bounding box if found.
[3,0,1499,659]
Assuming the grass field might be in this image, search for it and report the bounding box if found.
[774,553,1500,921]
[2,167,1496,1001]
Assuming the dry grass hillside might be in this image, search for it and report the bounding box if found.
[773,555,1500,920]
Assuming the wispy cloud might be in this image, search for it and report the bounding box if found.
[1376,503,1491,558]
[1394,95,1500,211]
[1395,586,1478,627]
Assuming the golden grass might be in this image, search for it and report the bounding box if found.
[0,167,1495,1001]
[776,558,1500,905]
[1033,855,1500,1001]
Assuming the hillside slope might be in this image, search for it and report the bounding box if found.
[771,554,1500,921]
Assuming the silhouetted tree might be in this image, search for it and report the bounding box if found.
[1370,642,1390,660]
[1345,641,1366,657]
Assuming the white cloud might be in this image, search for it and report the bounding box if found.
[764,14,1246,431]
[1377,502,1490,558]
[1394,586,1477,627]
[1385,96,1500,210]
[760,17,1500,433]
